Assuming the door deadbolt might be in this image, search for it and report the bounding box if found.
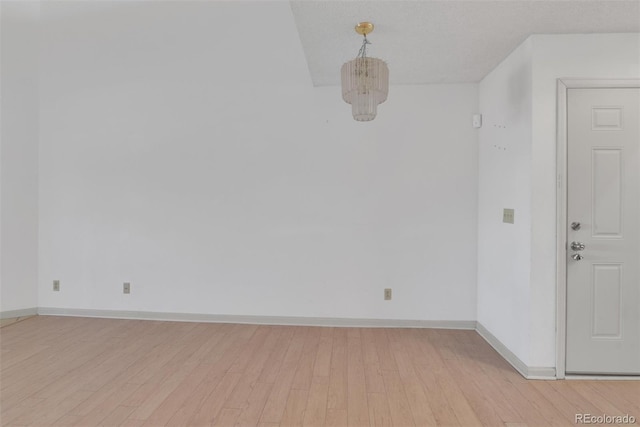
[571,222,581,230]
[572,253,583,261]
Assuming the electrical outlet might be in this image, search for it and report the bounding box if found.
[384,288,392,300]
[123,282,130,294]
[53,280,60,292]
[503,208,515,224]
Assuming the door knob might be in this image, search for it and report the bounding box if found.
[572,253,583,261]
[570,241,586,251]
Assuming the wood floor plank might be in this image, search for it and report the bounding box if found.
[325,408,348,427]
[584,380,640,419]
[256,327,296,384]
[367,392,393,427]
[162,325,245,426]
[498,370,572,427]
[443,356,508,426]
[188,371,243,425]
[390,329,438,425]
[8,386,93,426]
[234,381,273,427]
[549,381,603,414]
[70,383,140,426]
[476,358,553,426]
[347,331,369,426]
[71,340,185,420]
[280,388,309,426]
[387,329,415,379]
[326,328,348,411]
[292,327,321,391]
[401,380,438,426]
[2,338,108,407]
[373,329,398,371]
[224,327,282,410]
[51,414,82,426]
[136,328,229,426]
[63,346,163,419]
[140,363,210,425]
[32,332,141,399]
[228,326,270,374]
[531,380,598,425]
[413,363,461,426]
[257,366,297,424]
[0,343,49,372]
[118,418,145,427]
[568,381,633,417]
[312,327,333,377]
[597,381,640,414]
[302,376,329,426]
[163,359,243,426]
[127,363,197,422]
[360,328,386,394]
[213,407,242,426]
[2,316,638,427]
[382,369,415,426]
[100,404,136,426]
[456,357,527,424]
[259,327,307,424]
[0,396,43,424]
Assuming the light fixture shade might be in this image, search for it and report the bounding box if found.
[341,57,389,121]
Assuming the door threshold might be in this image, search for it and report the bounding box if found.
[565,375,639,381]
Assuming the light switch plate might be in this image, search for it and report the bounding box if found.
[503,208,515,224]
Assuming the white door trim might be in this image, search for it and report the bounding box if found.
[555,79,640,379]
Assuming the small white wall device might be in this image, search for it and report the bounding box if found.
[473,114,482,128]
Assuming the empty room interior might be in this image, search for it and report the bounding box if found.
[1,0,639,426]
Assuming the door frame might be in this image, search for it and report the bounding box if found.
[555,78,640,379]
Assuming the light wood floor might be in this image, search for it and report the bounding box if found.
[0,316,35,329]
[0,316,638,426]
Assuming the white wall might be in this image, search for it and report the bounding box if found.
[478,33,640,370]
[0,2,40,314]
[477,38,533,365]
[529,33,640,367]
[37,1,479,321]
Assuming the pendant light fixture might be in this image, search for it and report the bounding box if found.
[341,22,389,121]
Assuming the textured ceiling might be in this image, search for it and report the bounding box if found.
[291,0,640,85]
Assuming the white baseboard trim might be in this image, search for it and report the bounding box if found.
[37,307,476,330]
[476,322,556,380]
[0,307,38,319]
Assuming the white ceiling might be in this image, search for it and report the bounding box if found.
[290,0,640,85]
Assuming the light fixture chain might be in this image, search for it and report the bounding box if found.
[357,36,371,58]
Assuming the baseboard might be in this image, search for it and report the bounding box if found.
[37,307,477,330]
[476,322,556,380]
[526,366,557,380]
[0,307,38,319]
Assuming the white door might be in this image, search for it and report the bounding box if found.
[566,87,640,374]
